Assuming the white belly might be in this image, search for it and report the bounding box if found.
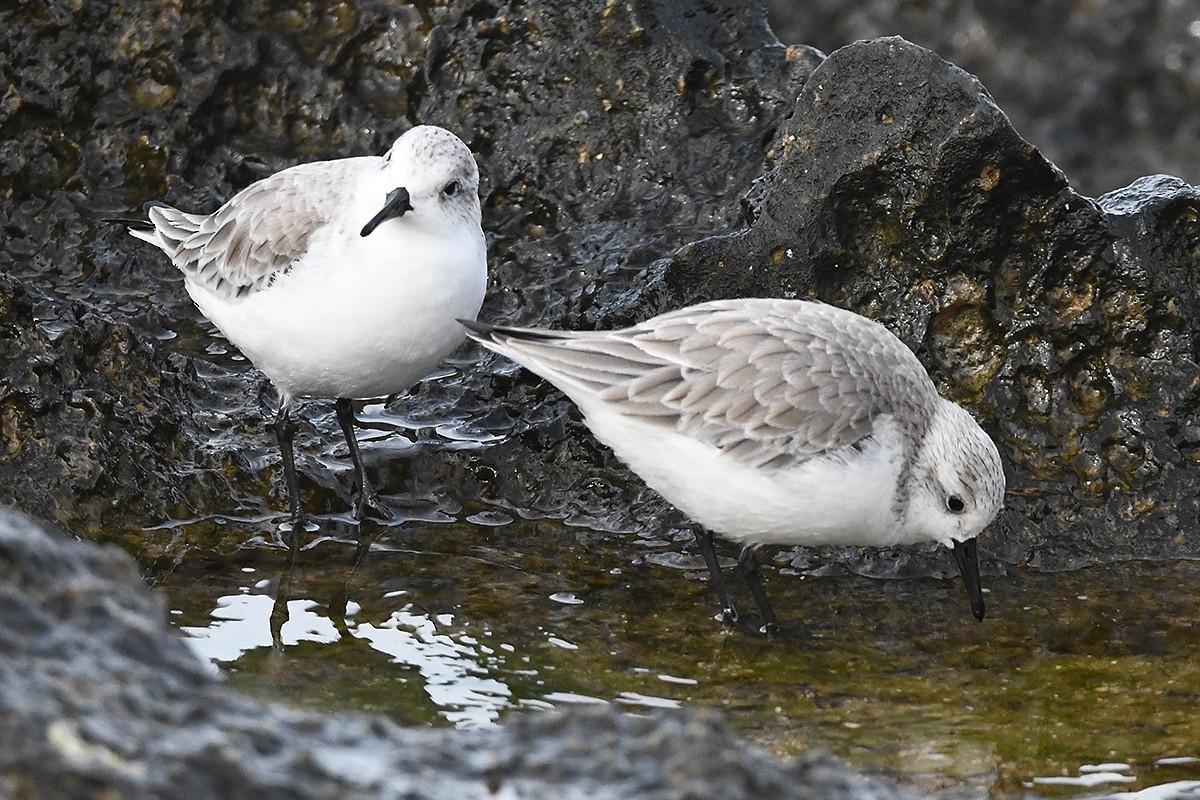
[577,400,913,548]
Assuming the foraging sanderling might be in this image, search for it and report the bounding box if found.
[132,125,487,528]
[463,298,1005,632]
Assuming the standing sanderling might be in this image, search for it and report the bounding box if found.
[132,125,487,529]
[462,298,1005,633]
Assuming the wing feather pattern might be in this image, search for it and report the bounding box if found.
[130,158,368,300]
[468,299,940,470]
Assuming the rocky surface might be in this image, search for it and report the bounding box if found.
[1,0,1196,572]
[766,0,1200,198]
[0,271,259,541]
[3,0,1200,795]
[0,505,915,800]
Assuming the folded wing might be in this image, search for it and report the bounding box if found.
[129,158,365,300]
[468,299,940,470]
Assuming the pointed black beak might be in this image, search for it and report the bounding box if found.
[951,538,985,621]
[360,187,413,237]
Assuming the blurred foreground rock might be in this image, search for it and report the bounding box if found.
[0,506,914,800]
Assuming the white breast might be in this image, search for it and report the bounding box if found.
[188,221,486,402]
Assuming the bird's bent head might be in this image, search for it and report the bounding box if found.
[907,399,1005,621]
[908,399,1005,543]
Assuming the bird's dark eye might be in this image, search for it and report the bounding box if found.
[443,180,460,197]
[947,495,966,513]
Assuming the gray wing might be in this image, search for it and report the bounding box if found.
[475,299,940,470]
[130,158,370,299]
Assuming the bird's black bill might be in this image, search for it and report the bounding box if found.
[360,187,413,237]
[951,537,986,621]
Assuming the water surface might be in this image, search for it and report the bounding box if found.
[146,445,1200,799]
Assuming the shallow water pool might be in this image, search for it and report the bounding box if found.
[149,500,1200,799]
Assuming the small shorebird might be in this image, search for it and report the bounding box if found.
[463,298,1004,632]
[132,125,487,529]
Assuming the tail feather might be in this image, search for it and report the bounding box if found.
[148,204,205,233]
[127,203,199,258]
[459,317,582,381]
[127,225,160,248]
[458,318,573,346]
[460,318,649,401]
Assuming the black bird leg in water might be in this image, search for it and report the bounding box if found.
[736,544,780,635]
[334,398,393,521]
[272,400,306,538]
[696,527,741,624]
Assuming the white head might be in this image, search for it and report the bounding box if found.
[904,399,1005,620]
[359,125,481,237]
[905,399,1005,544]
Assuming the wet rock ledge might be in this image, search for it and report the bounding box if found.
[0,506,912,800]
[2,0,1198,572]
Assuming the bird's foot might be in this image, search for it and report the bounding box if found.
[717,607,783,639]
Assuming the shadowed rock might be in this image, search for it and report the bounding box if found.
[765,0,1200,198]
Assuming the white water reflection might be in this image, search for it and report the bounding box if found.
[180,593,510,727]
[1102,781,1200,799]
[1034,772,1137,788]
[614,691,681,710]
[181,594,339,662]
[353,610,511,727]
[1099,786,1200,796]
[1028,763,1200,800]
[177,585,697,730]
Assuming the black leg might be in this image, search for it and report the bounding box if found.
[737,545,780,635]
[696,528,740,623]
[334,398,392,521]
[272,399,306,538]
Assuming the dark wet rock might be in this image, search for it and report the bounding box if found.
[400,0,825,328]
[765,0,1200,198]
[0,506,916,800]
[0,271,236,541]
[651,37,1200,570]
[0,0,1198,574]
[0,0,820,547]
